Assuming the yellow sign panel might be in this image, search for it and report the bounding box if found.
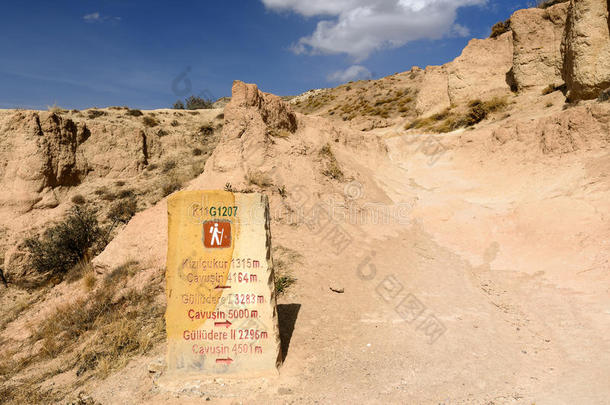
[166,190,280,376]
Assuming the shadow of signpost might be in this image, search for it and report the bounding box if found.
[277,303,301,361]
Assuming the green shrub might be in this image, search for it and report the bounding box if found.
[275,275,296,295]
[185,95,213,110]
[173,100,185,109]
[24,207,104,282]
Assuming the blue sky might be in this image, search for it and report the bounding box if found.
[0,1,533,110]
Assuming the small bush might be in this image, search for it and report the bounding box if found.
[268,128,291,138]
[87,110,106,119]
[273,246,300,295]
[116,188,135,199]
[185,95,213,110]
[47,103,65,114]
[107,198,137,224]
[162,177,182,196]
[275,275,296,295]
[142,116,159,127]
[99,189,116,201]
[490,19,511,38]
[542,84,564,95]
[246,170,273,187]
[24,207,104,283]
[71,194,86,205]
[319,144,344,180]
[538,0,568,8]
[192,147,203,156]
[170,119,180,127]
[598,88,610,102]
[173,100,185,109]
[224,182,234,192]
[126,109,143,117]
[115,180,125,187]
[162,159,177,173]
[83,272,96,291]
[199,123,214,136]
[156,128,168,137]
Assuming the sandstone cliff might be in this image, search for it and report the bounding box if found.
[562,0,610,100]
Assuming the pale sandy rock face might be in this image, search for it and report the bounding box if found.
[207,81,298,174]
[562,0,610,100]
[0,112,87,213]
[446,32,513,103]
[415,66,451,117]
[229,80,297,133]
[511,3,569,91]
[491,103,610,154]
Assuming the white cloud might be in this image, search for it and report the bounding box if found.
[83,12,121,23]
[327,65,372,82]
[83,12,101,22]
[262,0,486,61]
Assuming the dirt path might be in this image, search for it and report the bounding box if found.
[86,123,610,404]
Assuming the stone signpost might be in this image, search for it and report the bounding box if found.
[165,190,281,377]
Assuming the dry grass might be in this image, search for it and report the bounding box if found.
[161,176,182,196]
[273,245,300,295]
[408,97,509,133]
[32,262,164,372]
[83,271,96,291]
[268,128,291,138]
[0,291,44,332]
[246,170,273,187]
[319,144,344,180]
[47,103,66,114]
[0,262,164,404]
